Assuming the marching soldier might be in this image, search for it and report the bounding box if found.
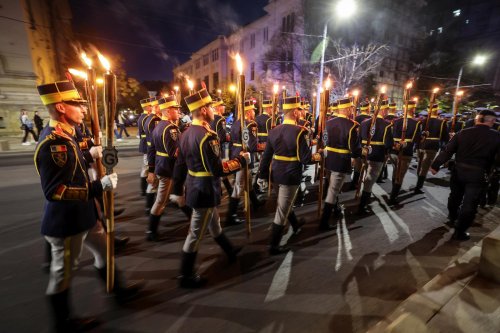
[319,98,361,230]
[146,95,191,241]
[138,98,155,196]
[430,109,500,240]
[143,98,161,215]
[389,100,422,205]
[415,103,449,193]
[357,101,393,214]
[35,81,141,332]
[352,101,372,189]
[257,96,321,254]
[173,88,250,288]
[210,97,233,195]
[255,99,272,143]
[355,101,371,124]
[448,114,465,135]
[226,100,264,225]
[384,102,397,122]
[304,100,314,124]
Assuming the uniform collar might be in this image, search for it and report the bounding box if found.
[283,119,296,125]
[337,114,348,119]
[377,115,384,119]
[49,119,75,136]
[192,118,208,127]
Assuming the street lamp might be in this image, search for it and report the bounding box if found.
[315,0,357,119]
[453,54,488,115]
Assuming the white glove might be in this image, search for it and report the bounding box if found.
[100,173,118,191]
[257,178,268,191]
[87,164,98,181]
[169,194,186,207]
[240,151,251,164]
[89,146,103,160]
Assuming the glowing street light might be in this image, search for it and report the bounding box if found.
[453,54,489,114]
[472,54,487,66]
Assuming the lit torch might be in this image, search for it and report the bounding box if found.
[451,90,464,134]
[187,79,194,95]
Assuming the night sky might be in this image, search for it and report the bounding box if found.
[70,0,269,82]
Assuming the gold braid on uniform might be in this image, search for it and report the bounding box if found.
[52,184,88,201]
[222,159,241,173]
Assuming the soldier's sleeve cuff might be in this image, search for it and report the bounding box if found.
[223,159,242,173]
[311,153,322,162]
[52,184,89,201]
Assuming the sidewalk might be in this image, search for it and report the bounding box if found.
[0,126,140,155]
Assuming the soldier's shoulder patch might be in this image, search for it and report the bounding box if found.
[169,128,178,141]
[50,145,68,167]
[209,139,220,157]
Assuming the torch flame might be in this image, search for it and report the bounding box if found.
[81,52,92,68]
[187,79,194,90]
[412,97,418,102]
[406,82,413,89]
[174,85,179,92]
[457,90,464,96]
[380,85,387,94]
[96,78,104,85]
[68,68,88,80]
[352,89,359,97]
[432,87,439,94]
[324,78,332,89]
[235,53,243,75]
[97,53,111,72]
[273,83,279,94]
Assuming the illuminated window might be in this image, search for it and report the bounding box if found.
[453,9,461,17]
[437,27,443,33]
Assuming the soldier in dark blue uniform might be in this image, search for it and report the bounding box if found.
[430,109,500,240]
[416,103,450,193]
[138,98,155,196]
[173,88,250,288]
[319,98,361,230]
[226,100,264,225]
[35,81,140,332]
[143,98,161,214]
[448,114,465,135]
[256,99,272,143]
[145,95,187,241]
[352,101,372,189]
[389,100,422,204]
[210,97,233,195]
[258,96,321,254]
[357,101,393,213]
[384,102,398,122]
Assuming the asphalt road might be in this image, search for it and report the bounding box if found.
[0,152,498,333]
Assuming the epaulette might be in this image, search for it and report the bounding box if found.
[52,127,72,141]
[247,121,257,128]
[352,119,360,126]
[202,124,218,137]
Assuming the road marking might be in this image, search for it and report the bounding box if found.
[264,250,293,303]
[335,214,353,271]
[373,184,413,241]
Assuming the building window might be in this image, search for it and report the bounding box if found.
[211,49,219,62]
[250,63,255,80]
[203,54,209,66]
[429,30,434,36]
[195,60,200,69]
[453,9,461,17]
[465,19,469,24]
[204,76,209,91]
[263,27,268,43]
[240,40,244,52]
[437,27,443,33]
[282,13,295,33]
[230,69,234,83]
[250,33,255,49]
[213,72,219,89]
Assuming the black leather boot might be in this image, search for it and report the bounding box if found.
[146,214,161,242]
[223,178,233,195]
[414,176,425,194]
[382,165,388,179]
[114,235,129,251]
[333,198,343,217]
[376,171,385,183]
[357,191,371,215]
[140,177,147,196]
[319,203,335,231]
[349,171,360,190]
[48,289,99,333]
[225,198,243,225]
[96,267,143,304]
[250,190,264,209]
[214,233,242,264]
[179,251,207,288]
[180,206,192,220]
[288,211,305,235]
[145,193,155,216]
[269,223,289,255]
[389,184,402,205]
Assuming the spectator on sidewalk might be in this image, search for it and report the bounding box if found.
[20,109,38,145]
[34,111,44,137]
[117,113,130,138]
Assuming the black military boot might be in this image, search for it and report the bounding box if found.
[319,203,335,231]
[96,267,143,304]
[225,198,243,226]
[269,223,289,255]
[349,171,360,190]
[145,193,155,216]
[414,176,425,194]
[146,214,161,242]
[333,198,343,217]
[178,251,207,288]
[376,172,385,183]
[288,211,305,235]
[140,177,147,196]
[114,235,130,251]
[382,165,388,179]
[214,233,242,264]
[48,289,99,333]
[357,191,372,215]
[222,178,233,196]
[180,206,192,220]
[389,184,402,205]
[452,229,470,241]
[250,190,264,209]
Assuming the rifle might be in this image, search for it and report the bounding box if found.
[394,82,413,185]
[355,87,386,199]
[316,80,329,217]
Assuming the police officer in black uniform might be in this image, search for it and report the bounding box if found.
[416,103,449,193]
[319,98,361,230]
[357,101,393,214]
[173,88,250,288]
[258,96,321,254]
[430,109,500,240]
